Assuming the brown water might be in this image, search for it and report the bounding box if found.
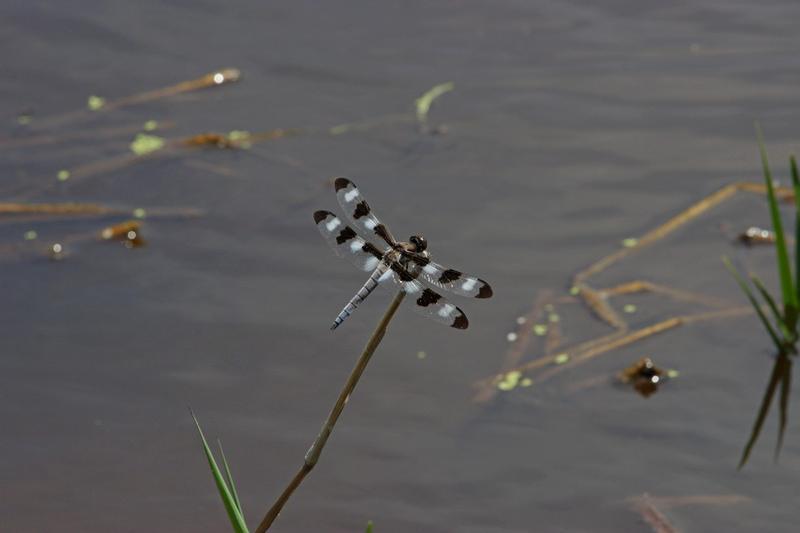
[3,1,800,531]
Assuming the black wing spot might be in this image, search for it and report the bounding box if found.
[335,226,357,245]
[452,314,469,329]
[313,210,329,224]
[391,261,414,282]
[477,282,493,298]
[353,200,371,219]
[375,224,392,242]
[439,269,462,284]
[362,242,384,259]
[334,177,352,191]
[417,288,442,307]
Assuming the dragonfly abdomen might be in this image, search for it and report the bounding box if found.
[331,263,387,330]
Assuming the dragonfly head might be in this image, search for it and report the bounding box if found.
[409,235,427,252]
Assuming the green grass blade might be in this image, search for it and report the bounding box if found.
[775,354,792,462]
[365,521,374,533]
[756,124,796,313]
[218,440,246,524]
[750,274,790,339]
[739,353,786,469]
[723,257,784,351]
[191,411,249,533]
[791,155,800,314]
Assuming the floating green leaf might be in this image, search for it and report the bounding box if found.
[130,133,165,156]
[57,169,70,182]
[414,82,454,123]
[87,95,106,111]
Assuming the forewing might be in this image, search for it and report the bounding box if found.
[314,210,386,271]
[334,177,397,246]
[389,262,468,329]
[409,256,493,298]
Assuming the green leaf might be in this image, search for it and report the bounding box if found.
[724,257,784,352]
[750,274,791,340]
[739,353,788,469]
[191,410,249,533]
[791,155,800,318]
[218,440,246,521]
[756,124,796,313]
[365,521,374,533]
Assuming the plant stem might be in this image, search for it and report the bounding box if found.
[255,291,406,532]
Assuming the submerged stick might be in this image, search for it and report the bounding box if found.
[255,291,406,532]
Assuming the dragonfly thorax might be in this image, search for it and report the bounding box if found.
[409,235,427,252]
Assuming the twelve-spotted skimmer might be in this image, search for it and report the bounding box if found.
[314,178,492,330]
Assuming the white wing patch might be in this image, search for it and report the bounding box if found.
[438,303,456,318]
[325,217,342,232]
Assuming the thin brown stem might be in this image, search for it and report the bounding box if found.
[255,291,406,532]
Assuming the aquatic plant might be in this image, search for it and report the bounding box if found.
[192,293,405,532]
[191,411,248,533]
[723,125,799,467]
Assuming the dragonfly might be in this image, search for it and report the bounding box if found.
[314,177,492,330]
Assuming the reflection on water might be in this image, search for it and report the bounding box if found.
[740,351,793,468]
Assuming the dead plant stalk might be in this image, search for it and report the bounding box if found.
[255,291,406,532]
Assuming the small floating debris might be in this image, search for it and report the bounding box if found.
[57,169,71,182]
[554,353,569,365]
[618,357,672,397]
[506,332,518,342]
[621,237,639,248]
[416,350,427,360]
[49,242,65,261]
[17,109,33,125]
[532,324,547,336]
[184,132,237,149]
[143,120,159,131]
[101,220,144,248]
[515,316,527,325]
[738,226,775,246]
[23,230,38,241]
[623,304,637,314]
